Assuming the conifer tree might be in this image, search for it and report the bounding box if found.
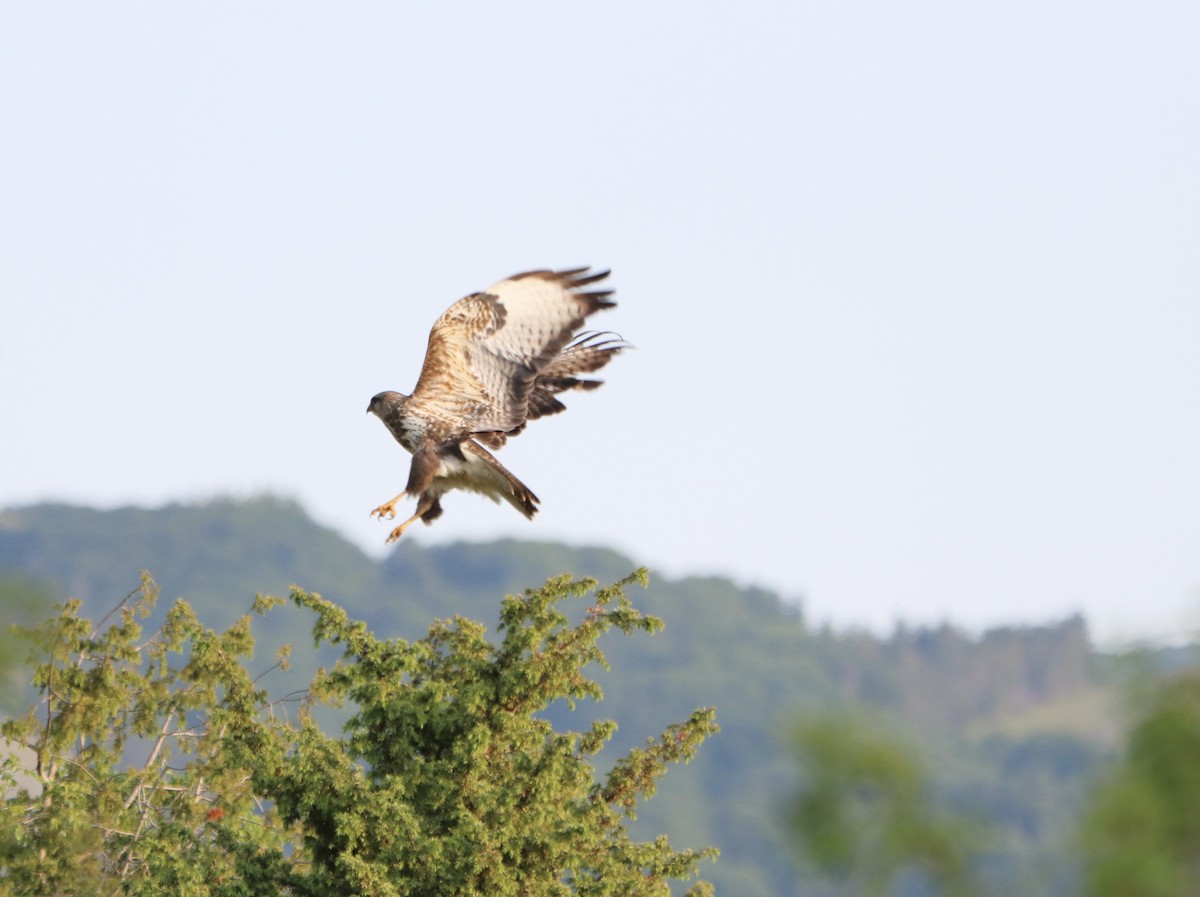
[0,571,717,896]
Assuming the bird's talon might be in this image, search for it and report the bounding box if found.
[371,500,400,520]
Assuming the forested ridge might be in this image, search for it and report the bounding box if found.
[1,496,1193,896]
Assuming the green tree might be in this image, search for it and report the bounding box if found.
[1080,668,1200,897]
[0,571,717,896]
[787,714,987,897]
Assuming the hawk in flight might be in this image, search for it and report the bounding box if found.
[367,267,624,543]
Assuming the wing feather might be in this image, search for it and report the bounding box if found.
[407,268,615,438]
[472,331,628,448]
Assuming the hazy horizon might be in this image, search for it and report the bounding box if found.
[3,3,1198,644]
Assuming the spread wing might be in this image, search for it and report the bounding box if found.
[528,331,627,420]
[471,330,628,449]
[406,268,615,440]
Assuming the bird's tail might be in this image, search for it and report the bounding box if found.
[503,474,539,519]
[464,440,540,519]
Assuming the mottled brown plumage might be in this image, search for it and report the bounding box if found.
[367,267,624,543]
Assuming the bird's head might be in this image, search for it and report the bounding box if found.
[367,390,407,418]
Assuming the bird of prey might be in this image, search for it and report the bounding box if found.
[367,267,624,543]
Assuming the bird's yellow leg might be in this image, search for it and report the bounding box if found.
[371,492,408,520]
[385,508,426,544]
[383,494,438,544]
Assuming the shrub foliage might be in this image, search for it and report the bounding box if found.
[0,571,716,896]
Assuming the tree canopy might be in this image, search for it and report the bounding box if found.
[1081,668,1200,897]
[0,571,717,896]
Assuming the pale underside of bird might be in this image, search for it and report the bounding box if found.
[366,267,625,543]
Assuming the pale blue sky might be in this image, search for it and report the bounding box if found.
[2,2,1198,642]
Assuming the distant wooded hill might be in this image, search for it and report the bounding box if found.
[1,496,1183,897]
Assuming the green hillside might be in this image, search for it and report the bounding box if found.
[0,497,1159,897]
